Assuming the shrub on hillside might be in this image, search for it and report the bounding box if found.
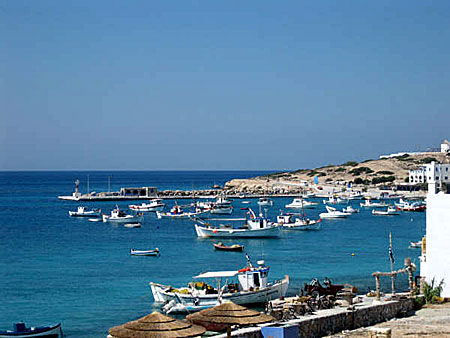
[377,170,394,175]
[342,161,359,167]
[372,176,395,184]
[349,167,374,176]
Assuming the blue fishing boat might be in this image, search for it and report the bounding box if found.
[0,322,62,338]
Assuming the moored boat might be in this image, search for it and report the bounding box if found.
[130,248,159,256]
[319,205,350,219]
[102,207,143,223]
[257,197,273,207]
[409,240,422,249]
[360,200,388,208]
[275,213,321,230]
[342,205,359,213]
[156,205,209,219]
[285,198,318,209]
[210,205,233,215]
[372,206,399,216]
[395,199,426,212]
[213,242,244,251]
[69,206,101,217]
[150,256,289,313]
[194,208,280,238]
[129,198,165,212]
[0,322,62,338]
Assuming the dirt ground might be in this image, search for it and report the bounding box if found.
[328,303,450,337]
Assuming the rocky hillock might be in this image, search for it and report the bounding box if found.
[224,153,450,194]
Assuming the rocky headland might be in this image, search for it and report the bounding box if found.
[223,153,450,195]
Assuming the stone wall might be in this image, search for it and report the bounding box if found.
[216,297,416,338]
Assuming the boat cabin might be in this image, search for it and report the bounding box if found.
[192,261,270,293]
[112,209,127,217]
[237,263,269,290]
[276,214,294,224]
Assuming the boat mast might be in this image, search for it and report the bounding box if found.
[108,175,111,193]
[87,174,90,194]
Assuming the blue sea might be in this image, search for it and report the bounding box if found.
[0,171,425,337]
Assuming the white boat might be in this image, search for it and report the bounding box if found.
[323,196,348,205]
[302,192,316,198]
[360,199,388,208]
[409,240,422,249]
[342,205,359,213]
[215,195,232,207]
[102,208,143,223]
[210,205,233,215]
[69,206,101,217]
[275,213,321,230]
[319,206,350,219]
[285,198,318,209]
[124,223,141,228]
[129,198,165,212]
[194,209,280,238]
[150,257,289,313]
[257,197,273,207]
[131,248,159,256]
[0,322,63,338]
[372,206,399,216]
[156,205,209,219]
[347,192,364,200]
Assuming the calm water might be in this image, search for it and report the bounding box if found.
[0,171,425,337]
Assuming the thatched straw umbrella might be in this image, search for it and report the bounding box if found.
[186,302,274,338]
[109,311,206,338]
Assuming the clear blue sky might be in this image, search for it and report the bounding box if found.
[1,1,450,170]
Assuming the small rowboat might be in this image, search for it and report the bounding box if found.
[124,223,141,228]
[213,242,244,252]
[0,322,62,338]
[130,248,160,256]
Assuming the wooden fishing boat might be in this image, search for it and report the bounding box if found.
[69,206,101,217]
[213,242,244,252]
[150,256,289,313]
[130,248,160,256]
[0,322,62,338]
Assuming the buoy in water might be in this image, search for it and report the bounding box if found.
[352,253,355,256]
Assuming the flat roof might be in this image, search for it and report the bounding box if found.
[193,271,239,279]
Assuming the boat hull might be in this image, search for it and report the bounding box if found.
[103,215,142,223]
[131,249,159,256]
[194,224,280,238]
[150,276,289,310]
[156,211,209,219]
[129,205,164,212]
[0,324,62,338]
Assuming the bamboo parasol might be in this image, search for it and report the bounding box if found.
[109,311,206,338]
[186,302,274,338]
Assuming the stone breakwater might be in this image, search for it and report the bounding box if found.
[213,296,418,338]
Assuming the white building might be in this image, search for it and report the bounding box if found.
[425,161,450,183]
[409,161,450,185]
[421,162,450,298]
[441,139,450,153]
[409,168,426,184]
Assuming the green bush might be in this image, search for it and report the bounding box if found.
[377,170,394,175]
[423,278,444,304]
[420,157,437,164]
[372,176,395,184]
[349,167,374,176]
[335,167,346,172]
[404,177,410,183]
[342,161,359,167]
[354,177,370,185]
[307,171,326,177]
